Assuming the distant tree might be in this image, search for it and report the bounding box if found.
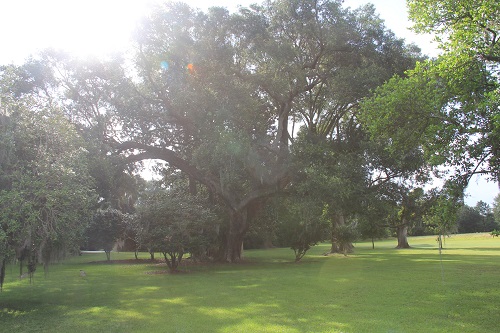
[457,206,483,234]
[493,194,500,226]
[385,186,427,249]
[455,201,498,234]
[357,199,390,249]
[474,201,498,232]
[123,213,145,260]
[423,187,462,250]
[84,208,124,261]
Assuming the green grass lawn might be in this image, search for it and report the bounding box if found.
[1,234,499,333]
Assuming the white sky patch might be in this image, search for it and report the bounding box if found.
[0,0,438,63]
[0,0,157,63]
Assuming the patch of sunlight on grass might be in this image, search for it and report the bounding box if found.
[198,307,242,319]
[233,283,261,289]
[411,258,459,262]
[81,306,106,314]
[160,297,187,305]
[334,278,349,283]
[112,308,146,320]
[125,285,161,294]
[68,306,145,322]
[198,302,280,320]
[1,308,31,317]
[221,320,301,333]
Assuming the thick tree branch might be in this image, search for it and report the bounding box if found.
[117,141,237,207]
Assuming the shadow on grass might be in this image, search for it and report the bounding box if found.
[1,244,500,333]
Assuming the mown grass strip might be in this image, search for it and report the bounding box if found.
[1,234,499,333]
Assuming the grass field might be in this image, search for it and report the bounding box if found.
[1,234,499,333]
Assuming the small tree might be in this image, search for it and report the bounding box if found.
[275,198,329,262]
[137,188,217,272]
[85,208,124,261]
[123,214,144,260]
[358,217,388,250]
[423,189,461,252]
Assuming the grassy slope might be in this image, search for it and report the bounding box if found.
[1,234,499,333]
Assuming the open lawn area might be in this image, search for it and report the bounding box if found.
[1,234,499,333]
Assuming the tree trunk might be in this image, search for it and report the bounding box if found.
[396,224,410,249]
[0,257,6,292]
[330,211,353,254]
[224,209,248,262]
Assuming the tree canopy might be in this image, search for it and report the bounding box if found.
[0,65,97,285]
[361,0,500,193]
[107,0,422,260]
[4,0,473,269]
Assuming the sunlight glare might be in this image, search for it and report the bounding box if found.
[1,0,159,60]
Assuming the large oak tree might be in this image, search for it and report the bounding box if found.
[109,0,423,261]
[4,1,423,263]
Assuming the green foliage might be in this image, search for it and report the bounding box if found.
[0,63,100,283]
[0,0,425,263]
[108,0,423,260]
[84,208,124,260]
[273,198,330,262]
[135,186,218,271]
[333,222,360,256]
[0,84,97,275]
[422,186,462,250]
[457,206,484,233]
[408,0,500,61]
[357,201,390,248]
[362,0,500,192]
[457,201,498,233]
[494,194,500,225]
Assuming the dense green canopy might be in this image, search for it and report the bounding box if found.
[362,0,500,191]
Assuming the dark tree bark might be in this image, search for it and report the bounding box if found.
[396,223,410,249]
[163,251,184,272]
[330,211,354,254]
[0,257,6,292]
[224,209,248,262]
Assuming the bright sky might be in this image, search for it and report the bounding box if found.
[0,0,497,205]
[0,0,438,63]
